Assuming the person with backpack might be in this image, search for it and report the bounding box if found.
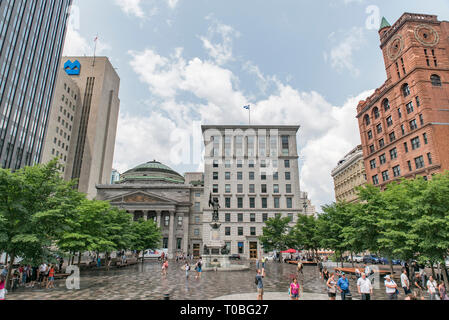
[255,269,265,300]
[195,258,202,279]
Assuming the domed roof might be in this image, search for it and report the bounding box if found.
[121,160,185,184]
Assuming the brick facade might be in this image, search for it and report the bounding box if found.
[357,13,449,188]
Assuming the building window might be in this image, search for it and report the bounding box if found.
[163,238,169,248]
[285,172,291,180]
[194,202,201,212]
[377,124,382,134]
[225,172,231,180]
[225,227,231,236]
[431,74,442,87]
[286,184,292,193]
[249,172,255,180]
[237,184,243,193]
[423,133,428,145]
[370,159,376,169]
[281,136,289,156]
[408,161,413,171]
[387,116,393,127]
[419,114,424,126]
[250,213,256,223]
[369,145,375,154]
[382,170,390,182]
[249,184,255,194]
[249,160,255,168]
[390,148,398,160]
[250,227,256,236]
[237,172,243,180]
[238,227,244,236]
[273,184,279,194]
[237,198,243,209]
[364,115,371,125]
[164,216,169,227]
[274,198,280,209]
[195,216,201,224]
[238,242,244,254]
[427,153,433,165]
[416,96,421,107]
[178,216,183,227]
[367,130,373,140]
[383,99,390,111]
[213,172,219,180]
[225,160,231,168]
[273,172,279,180]
[401,125,405,136]
[261,198,268,209]
[249,198,256,209]
[372,175,379,185]
[237,160,243,168]
[286,198,293,209]
[406,102,414,114]
[373,107,380,119]
[379,154,387,165]
[411,137,421,150]
[415,156,425,169]
[225,213,231,222]
[213,185,219,193]
[379,139,385,148]
[398,108,402,119]
[410,120,418,131]
[393,165,401,178]
[284,160,290,168]
[263,213,268,222]
[177,238,182,250]
[402,83,411,97]
[225,198,231,208]
[404,142,409,153]
[261,172,267,180]
[194,229,200,237]
[389,132,396,143]
[261,184,267,193]
[238,213,244,223]
[213,160,219,168]
[225,184,231,193]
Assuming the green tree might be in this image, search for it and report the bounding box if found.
[259,216,293,256]
[130,219,162,263]
[290,214,320,259]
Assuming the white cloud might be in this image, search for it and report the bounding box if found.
[115,0,145,19]
[166,0,180,9]
[325,27,365,77]
[63,24,111,56]
[200,17,240,65]
[115,21,372,211]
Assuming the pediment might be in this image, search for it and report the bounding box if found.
[109,191,176,204]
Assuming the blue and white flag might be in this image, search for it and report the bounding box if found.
[243,105,250,110]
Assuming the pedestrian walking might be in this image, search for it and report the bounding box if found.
[357,273,373,300]
[161,259,169,276]
[297,261,304,276]
[438,281,448,300]
[46,265,55,289]
[255,269,265,300]
[322,267,330,283]
[326,273,337,300]
[427,276,438,300]
[0,275,6,300]
[337,273,351,300]
[195,258,202,279]
[289,278,300,300]
[401,268,411,295]
[184,262,190,279]
[384,275,399,300]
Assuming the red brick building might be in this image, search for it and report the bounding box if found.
[357,13,449,188]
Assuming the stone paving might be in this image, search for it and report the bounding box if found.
[5,261,409,300]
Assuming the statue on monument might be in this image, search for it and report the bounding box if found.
[208,193,220,223]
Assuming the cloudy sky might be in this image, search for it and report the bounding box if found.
[63,0,449,211]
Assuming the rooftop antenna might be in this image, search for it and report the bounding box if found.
[92,34,99,67]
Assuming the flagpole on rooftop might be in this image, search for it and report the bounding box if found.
[92,34,98,67]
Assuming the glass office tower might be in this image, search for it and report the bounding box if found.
[0,0,72,169]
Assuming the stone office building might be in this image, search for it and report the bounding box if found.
[96,161,204,259]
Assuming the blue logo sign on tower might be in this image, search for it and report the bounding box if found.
[64,60,81,75]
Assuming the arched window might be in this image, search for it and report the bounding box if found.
[383,99,390,111]
[373,107,380,119]
[431,74,442,87]
[402,83,411,97]
[364,115,371,126]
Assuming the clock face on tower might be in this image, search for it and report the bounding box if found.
[387,35,404,61]
[415,24,439,46]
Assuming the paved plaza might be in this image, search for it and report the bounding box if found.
[5,261,405,301]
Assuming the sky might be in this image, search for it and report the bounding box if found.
[63,0,449,211]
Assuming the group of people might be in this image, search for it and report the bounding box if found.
[160,256,204,280]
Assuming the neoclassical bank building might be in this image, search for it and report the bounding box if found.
[96,161,205,259]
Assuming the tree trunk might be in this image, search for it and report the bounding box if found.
[430,262,436,279]
[390,259,394,276]
[441,262,449,290]
[3,253,8,266]
[351,252,355,268]
[78,252,82,266]
[5,251,15,290]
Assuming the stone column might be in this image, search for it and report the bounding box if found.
[156,211,162,229]
[168,211,175,259]
[182,212,189,255]
[144,211,148,221]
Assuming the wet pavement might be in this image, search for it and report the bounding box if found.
[5,261,423,300]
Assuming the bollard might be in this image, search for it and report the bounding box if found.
[163,293,170,300]
[346,292,353,301]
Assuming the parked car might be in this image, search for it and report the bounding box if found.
[351,255,364,263]
[363,255,380,264]
[263,254,275,261]
[378,257,388,265]
[229,254,241,260]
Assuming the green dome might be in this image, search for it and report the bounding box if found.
[121,161,185,184]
